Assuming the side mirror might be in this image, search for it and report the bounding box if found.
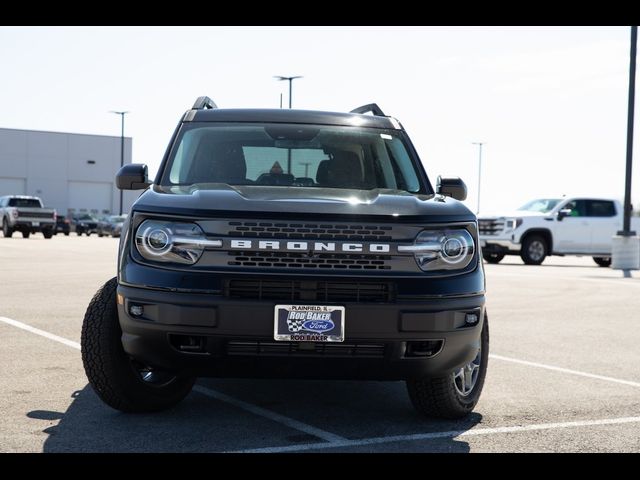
[116,164,150,190]
[557,208,572,221]
[436,176,467,201]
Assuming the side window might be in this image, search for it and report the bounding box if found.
[385,138,420,193]
[169,141,186,184]
[586,200,616,217]
[564,200,587,217]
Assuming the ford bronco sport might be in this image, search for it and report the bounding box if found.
[81,97,488,419]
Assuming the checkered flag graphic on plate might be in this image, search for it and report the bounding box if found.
[287,316,305,333]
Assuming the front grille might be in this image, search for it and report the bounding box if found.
[227,251,392,270]
[18,211,53,219]
[478,219,504,236]
[226,341,386,358]
[227,221,393,241]
[225,279,395,302]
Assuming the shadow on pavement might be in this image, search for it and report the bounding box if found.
[35,380,481,452]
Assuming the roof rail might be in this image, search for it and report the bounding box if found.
[350,103,386,116]
[192,96,218,110]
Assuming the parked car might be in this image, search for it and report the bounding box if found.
[97,215,127,237]
[478,197,640,266]
[53,213,70,236]
[0,195,56,239]
[68,213,99,236]
[81,97,488,419]
[95,215,110,237]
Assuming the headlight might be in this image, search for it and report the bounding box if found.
[399,228,475,272]
[505,218,523,230]
[135,219,221,265]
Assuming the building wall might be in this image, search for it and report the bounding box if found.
[0,128,135,215]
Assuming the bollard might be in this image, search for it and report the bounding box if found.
[611,235,640,270]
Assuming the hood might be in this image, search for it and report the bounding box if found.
[133,184,475,222]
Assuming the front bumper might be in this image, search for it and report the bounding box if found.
[117,284,485,380]
[12,220,55,231]
[480,235,520,253]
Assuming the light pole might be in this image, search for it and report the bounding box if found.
[620,26,637,238]
[299,162,312,178]
[110,111,128,215]
[612,26,639,275]
[274,75,303,109]
[274,75,302,173]
[472,142,484,214]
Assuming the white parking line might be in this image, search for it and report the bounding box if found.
[193,385,345,443]
[0,316,81,350]
[489,354,640,388]
[4,315,640,451]
[231,416,640,453]
[0,315,345,444]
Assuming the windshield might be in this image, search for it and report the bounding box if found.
[518,198,561,213]
[109,216,126,223]
[160,123,424,193]
[8,198,41,208]
[77,214,96,221]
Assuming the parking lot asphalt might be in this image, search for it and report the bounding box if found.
[1,235,639,452]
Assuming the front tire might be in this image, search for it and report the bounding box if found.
[406,313,489,419]
[593,256,611,267]
[483,252,505,264]
[22,231,30,239]
[2,218,13,238]
[43,229,53,239]
[520,235,548,265]
[81,277,196,412]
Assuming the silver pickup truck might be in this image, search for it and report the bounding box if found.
[0,195,56,239]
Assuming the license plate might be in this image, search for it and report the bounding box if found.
[274,305,345,342]
[32,222,40,227]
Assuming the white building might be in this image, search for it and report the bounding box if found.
[0,127,138,216]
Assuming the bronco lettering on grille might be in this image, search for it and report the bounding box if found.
[229,239,390,253]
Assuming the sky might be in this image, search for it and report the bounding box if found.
[0,26,638,214]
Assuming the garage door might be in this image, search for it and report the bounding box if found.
[68,181,112,215]
[0,178,26,197]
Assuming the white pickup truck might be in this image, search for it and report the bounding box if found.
[478,197,640,266]
[0,195,56,239]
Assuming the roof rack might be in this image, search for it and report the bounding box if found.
[192,96,218,110]
[350,103,386,116]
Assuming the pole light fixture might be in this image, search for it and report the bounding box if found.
[612,26,640,274]
[274,76,302,173]
[472,142,485,214]
[619,26,637,237]
[274,75,303,109]
[110,111,128,216]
